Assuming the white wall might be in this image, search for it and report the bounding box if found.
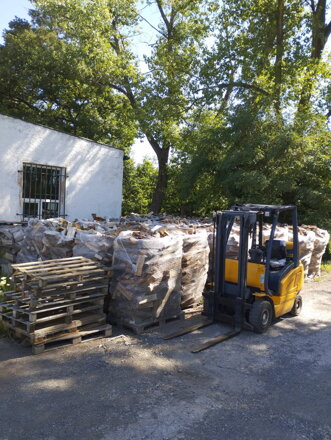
[0,114,124,221]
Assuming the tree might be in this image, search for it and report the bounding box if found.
[122,159,158,215]
[0,0,216,213]
[0,15,138,149]
[170,0,331,225]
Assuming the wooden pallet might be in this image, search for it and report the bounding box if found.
[12,257,111,292]
[3,288,107,310]
[1,311,107,344]
[1,257,112,354]
[111,311,184,335]
[0,300,105,331]
[31,324,112,354]
[1,296,104,321]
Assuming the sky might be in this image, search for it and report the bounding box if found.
[0,0,31,37]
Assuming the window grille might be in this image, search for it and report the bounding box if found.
[21,163,66,220]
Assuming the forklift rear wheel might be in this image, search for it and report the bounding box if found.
[290,294,302,316]
[249,300,272,333]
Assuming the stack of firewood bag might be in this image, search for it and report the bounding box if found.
[181,229,210,308]
[108,230,183,332]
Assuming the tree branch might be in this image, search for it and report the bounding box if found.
[156,0,171,36]
[194,82,270,96]
[9,96,42,113]
[145,133,162,156]
[139,14,166,37]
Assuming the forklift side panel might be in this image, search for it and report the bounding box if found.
[225,259,265,290]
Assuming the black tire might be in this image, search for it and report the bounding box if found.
[249,300,273,333]
[290,294,302,316]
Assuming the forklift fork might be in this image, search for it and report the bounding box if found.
[163,211,255,352]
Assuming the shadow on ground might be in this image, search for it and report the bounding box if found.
[0,276,330,440]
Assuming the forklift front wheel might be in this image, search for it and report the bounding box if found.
[290,294,302,316]
[249,300,272,333]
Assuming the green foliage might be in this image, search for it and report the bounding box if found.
[122,159,158,215]
[0,7,138,149]
[0,0,330,222]
[171,105,331,224]
[321,262,331,273]
[0,276,12,294]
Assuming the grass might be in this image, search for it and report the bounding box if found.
[321,262,331,273]
[313,261,331,282]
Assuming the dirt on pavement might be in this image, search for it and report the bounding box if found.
[0,273,330,440]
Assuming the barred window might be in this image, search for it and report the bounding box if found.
[22,163,66,220]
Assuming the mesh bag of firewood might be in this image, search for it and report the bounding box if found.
[262,224,289,243]
[16,220,74,263]
[181,230,210,308]
[41,230,74,259]
[287,226,316,277]
[73,230,115,266]
[298,228,316,277]
[109,231,183,332]
[307,227,330,278]
[16,221,48,263]
[0,225,25,274]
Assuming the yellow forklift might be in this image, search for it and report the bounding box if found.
[164,204,304,352]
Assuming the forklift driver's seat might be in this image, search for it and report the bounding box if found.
[265,239,287,269]
[270,240,287,259]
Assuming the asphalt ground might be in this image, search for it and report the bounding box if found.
[0,273,330,440]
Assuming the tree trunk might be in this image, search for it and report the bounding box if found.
[311,0,328,59]
[151,147,170,214]
[274,0,284,115]
[297,0,331,112]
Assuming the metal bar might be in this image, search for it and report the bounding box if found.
[44,166,49,218]
[214,213,228,318]
[34,164,41,218]
[162,319,213,340]
[49,166,54,217]
[252,221,257,249]
[259,214,263,248]
[190,329,241,353]
[264,211,279,294]
[60,168,66,217]
[292,207,299,267]
[210,215,216,290]
[29,165,33,219]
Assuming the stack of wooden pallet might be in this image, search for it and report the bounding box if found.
[0,257,112,354]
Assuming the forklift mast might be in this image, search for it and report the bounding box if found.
[213,210,256,330]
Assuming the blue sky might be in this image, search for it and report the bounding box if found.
[0,0,31,40]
